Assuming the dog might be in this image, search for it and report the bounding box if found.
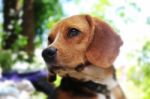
[42,15,126,99]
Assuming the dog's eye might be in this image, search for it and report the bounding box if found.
[48,36,53,44]
[67,28,80,38]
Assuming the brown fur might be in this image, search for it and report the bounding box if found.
[46,15,125,99]
[49,15,93,68]
[48,15,122,68]
[86,18,123,68]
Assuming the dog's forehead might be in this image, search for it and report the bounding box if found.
[62,15,88,26]
[50,15,90,37]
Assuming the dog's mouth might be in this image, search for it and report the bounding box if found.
[48,63,86,74]
[47,62,92,83]
[47,63,104,84]
[47,65,74,82]
[47,64,84,79]
[49,65,64,73]
[47,63,68,74]
[47,64,63,82]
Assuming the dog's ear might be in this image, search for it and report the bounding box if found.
[83,15,95,49]
[86,18,123,68]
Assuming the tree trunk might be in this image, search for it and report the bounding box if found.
[3,0,18,49]
[22,0,35,60]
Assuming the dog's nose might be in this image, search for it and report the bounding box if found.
[42,47,57,62]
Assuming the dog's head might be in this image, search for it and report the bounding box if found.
[42,15,123,81]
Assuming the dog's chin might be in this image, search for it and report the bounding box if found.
[47,63,90,81]
[47,63,72,74]
[47,64,63,73]
[49,68,86,81]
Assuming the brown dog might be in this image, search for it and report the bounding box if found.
[42,15,126,99]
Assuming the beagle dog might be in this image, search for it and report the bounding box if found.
[42,15,126,99]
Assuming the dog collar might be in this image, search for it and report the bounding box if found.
[84,80,110,94]
[85,81,111,99]
[60,76,110,97]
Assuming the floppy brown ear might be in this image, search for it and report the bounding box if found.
[86,18,123,68]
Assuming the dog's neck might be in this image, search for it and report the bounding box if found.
[56,65,118,98]
[55,64,118,90]
[58,75,115,99]
[65,65,117,89]
[51,64,127,99]
[59,76,97,97]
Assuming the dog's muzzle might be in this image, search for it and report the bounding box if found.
[42,47,57,63]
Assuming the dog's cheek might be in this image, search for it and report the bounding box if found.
[72,49,86,66]
[55,42,86,67]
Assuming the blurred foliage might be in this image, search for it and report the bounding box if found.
[0,32,28,72]
[34,0,63,38]
[146,16,150,25]
[31,91,47,99]
[128,41,150,99]
[92,0,111,19]
[0,24,3,48]
[11,35,27,51]
[0,0,63,71]
[91,0,141,30]
[0,50,13,72]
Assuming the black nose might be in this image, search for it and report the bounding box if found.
[42,47,57,62]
